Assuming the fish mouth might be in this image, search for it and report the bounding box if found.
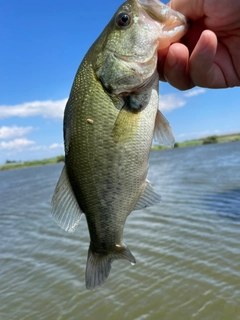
[161,10,189,36]
[137,0,189,47]
[136,0,188,24]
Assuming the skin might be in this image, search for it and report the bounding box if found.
[157,0,240,89]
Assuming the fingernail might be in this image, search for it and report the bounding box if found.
[167,49,177,67]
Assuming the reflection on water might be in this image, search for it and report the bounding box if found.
[0,142,240,320]
[202,188,240,221]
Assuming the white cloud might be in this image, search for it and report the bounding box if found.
[158,88,206,113]
[0,98,67,119]
[0,139,64,153]
[0,94,185,120]
[0,88,206,121]
[184,88,206,98]
[159,94,186,112]
[0,138,35,151]
[0,126,34,140]
[49,143,64,149]
[176,130,220,141]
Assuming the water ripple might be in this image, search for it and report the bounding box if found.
[1,143,240,319]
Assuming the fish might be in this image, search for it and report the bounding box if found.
[52,0,188,290]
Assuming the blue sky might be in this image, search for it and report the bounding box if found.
[0,0,239,164]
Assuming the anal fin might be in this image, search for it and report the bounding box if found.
[133,180,161,211]
[51,165,83,233]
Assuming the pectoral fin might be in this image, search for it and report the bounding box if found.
[51,165,83,233]
[133,180,161,211]
[154,109,175,147]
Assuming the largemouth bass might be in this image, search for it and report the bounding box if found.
[52,0,188,290]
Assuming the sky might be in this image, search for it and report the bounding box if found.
[0,0,239,165]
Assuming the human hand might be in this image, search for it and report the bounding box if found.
[157,0,240,89]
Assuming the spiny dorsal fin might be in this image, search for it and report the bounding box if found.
[133,180,161,211]
[51,165,83,233]
[154,109,175,147]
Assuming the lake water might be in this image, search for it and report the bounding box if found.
[1,142,240,320]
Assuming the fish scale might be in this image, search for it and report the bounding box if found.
[52,0,188,290]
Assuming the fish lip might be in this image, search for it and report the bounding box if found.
[162,20,188,36]
[162,9,189,32]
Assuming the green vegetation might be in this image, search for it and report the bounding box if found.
[151,145,167,151]
[216,134,240,143]
[175,139,203,148]
[152,133,240,151]
[202,135,218,144]
[0,156,64,171]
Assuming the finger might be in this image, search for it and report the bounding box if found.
[189,30,221,87]
[163,43,194,90]
[157,47,169,82]
[168,0,203,20]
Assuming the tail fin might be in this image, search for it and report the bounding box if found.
[85,244,136,290]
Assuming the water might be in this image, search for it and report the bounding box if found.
[0,142,240,320]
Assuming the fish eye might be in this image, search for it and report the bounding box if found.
[116,12,131,28]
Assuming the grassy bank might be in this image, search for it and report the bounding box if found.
[0,156,64,171]
[152,133,240,151]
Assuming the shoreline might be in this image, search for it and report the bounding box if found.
[151,133,240,151]
[0,156,64,171]
[1,134,239,171]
